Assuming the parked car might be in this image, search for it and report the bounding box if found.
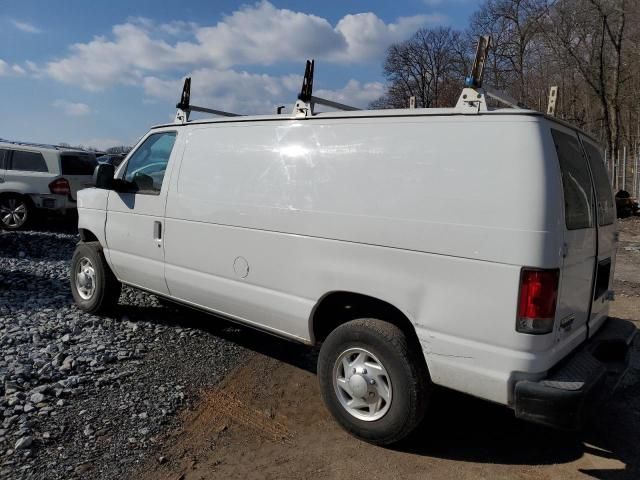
[97,154,125,168]
[615,190,639,218]
[0,141,96,230]
[70,77,635,446]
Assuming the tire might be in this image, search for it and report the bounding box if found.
[70,242,122,314]
[0,194,33,230]
[317,318,430,445]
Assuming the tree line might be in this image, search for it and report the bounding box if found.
[373,0,639,183]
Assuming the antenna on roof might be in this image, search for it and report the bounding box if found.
[174,77,243,123]
[293,59,360,117]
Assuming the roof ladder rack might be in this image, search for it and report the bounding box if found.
[174,77,243,123]
[293,60,360,117]
[456,35,522,113]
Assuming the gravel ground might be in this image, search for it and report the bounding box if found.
[0,222,246,479]
[2,216,639,479]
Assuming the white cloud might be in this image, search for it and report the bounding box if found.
[0,59,27,76]
[11,19,42,34]
[315,80,385,109]
[44,1,441,91]
[331,13,444,62]
[143,68,300,114]
[52,100,91,116]
[11,65,26,75]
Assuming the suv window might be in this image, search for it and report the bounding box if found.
[551,129,594,230]
[0,149,7,170]
[10,150,48,172]
[61,154,98,175]
[581,141,615,226]
[123,132,176,194]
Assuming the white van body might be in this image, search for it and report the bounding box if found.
[76,104,633,433]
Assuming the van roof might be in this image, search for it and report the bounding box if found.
[150,106,601,147]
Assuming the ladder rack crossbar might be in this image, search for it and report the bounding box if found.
[188,105,243,117]
[309,95,360,112]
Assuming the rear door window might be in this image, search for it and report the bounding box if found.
[581,141,615,226]
[9,150,48,172]
[551,129,594,230]
[61,154,98,175]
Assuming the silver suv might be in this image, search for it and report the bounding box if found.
[0,141,97,230]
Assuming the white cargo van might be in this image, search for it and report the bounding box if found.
[71,61,636,445]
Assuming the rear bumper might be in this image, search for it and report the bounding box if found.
[28,193,76,211]
[514,318,636,430]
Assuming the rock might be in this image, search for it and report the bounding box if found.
[30,392,45,404]
[4,382,19,395]
[75,463,91,475]
[14,436,33,450]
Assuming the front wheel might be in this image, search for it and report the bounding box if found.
[317,318,431,445]
[70,242,121,314]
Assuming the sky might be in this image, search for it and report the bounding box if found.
[0,0,482,150]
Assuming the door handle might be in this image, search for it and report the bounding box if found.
[153,221,162,241]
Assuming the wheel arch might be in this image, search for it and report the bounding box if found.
[0,191,34,203]
[78,228,100,243]
[309,291,426,365]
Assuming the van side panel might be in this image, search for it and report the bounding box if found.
[169,117,562,267]
[163,116,564,405]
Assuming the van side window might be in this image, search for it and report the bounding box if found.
[123,132,176,194]
[9,150,48,173]
[582,142,615,226]
[551,130,594,230]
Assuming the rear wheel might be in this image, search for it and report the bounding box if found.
[0,194,32,230]
[317,318,430,445]
[70,242,121,314]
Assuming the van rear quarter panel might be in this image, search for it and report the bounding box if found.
[163,115,564,404]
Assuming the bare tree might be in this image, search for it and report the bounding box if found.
[371,27,469,109]
[542,0,628,156]
[469,0,550,103]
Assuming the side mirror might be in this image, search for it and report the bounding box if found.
[93,163,115,189]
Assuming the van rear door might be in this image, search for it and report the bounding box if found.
[580,137,616,336]
[550,128,596,348]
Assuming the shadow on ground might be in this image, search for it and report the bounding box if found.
[117,300,639,478]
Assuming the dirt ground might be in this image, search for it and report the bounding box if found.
[131,218,640,480]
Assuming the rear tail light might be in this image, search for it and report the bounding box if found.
[49,178,71,196]
[516,268,559,334]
